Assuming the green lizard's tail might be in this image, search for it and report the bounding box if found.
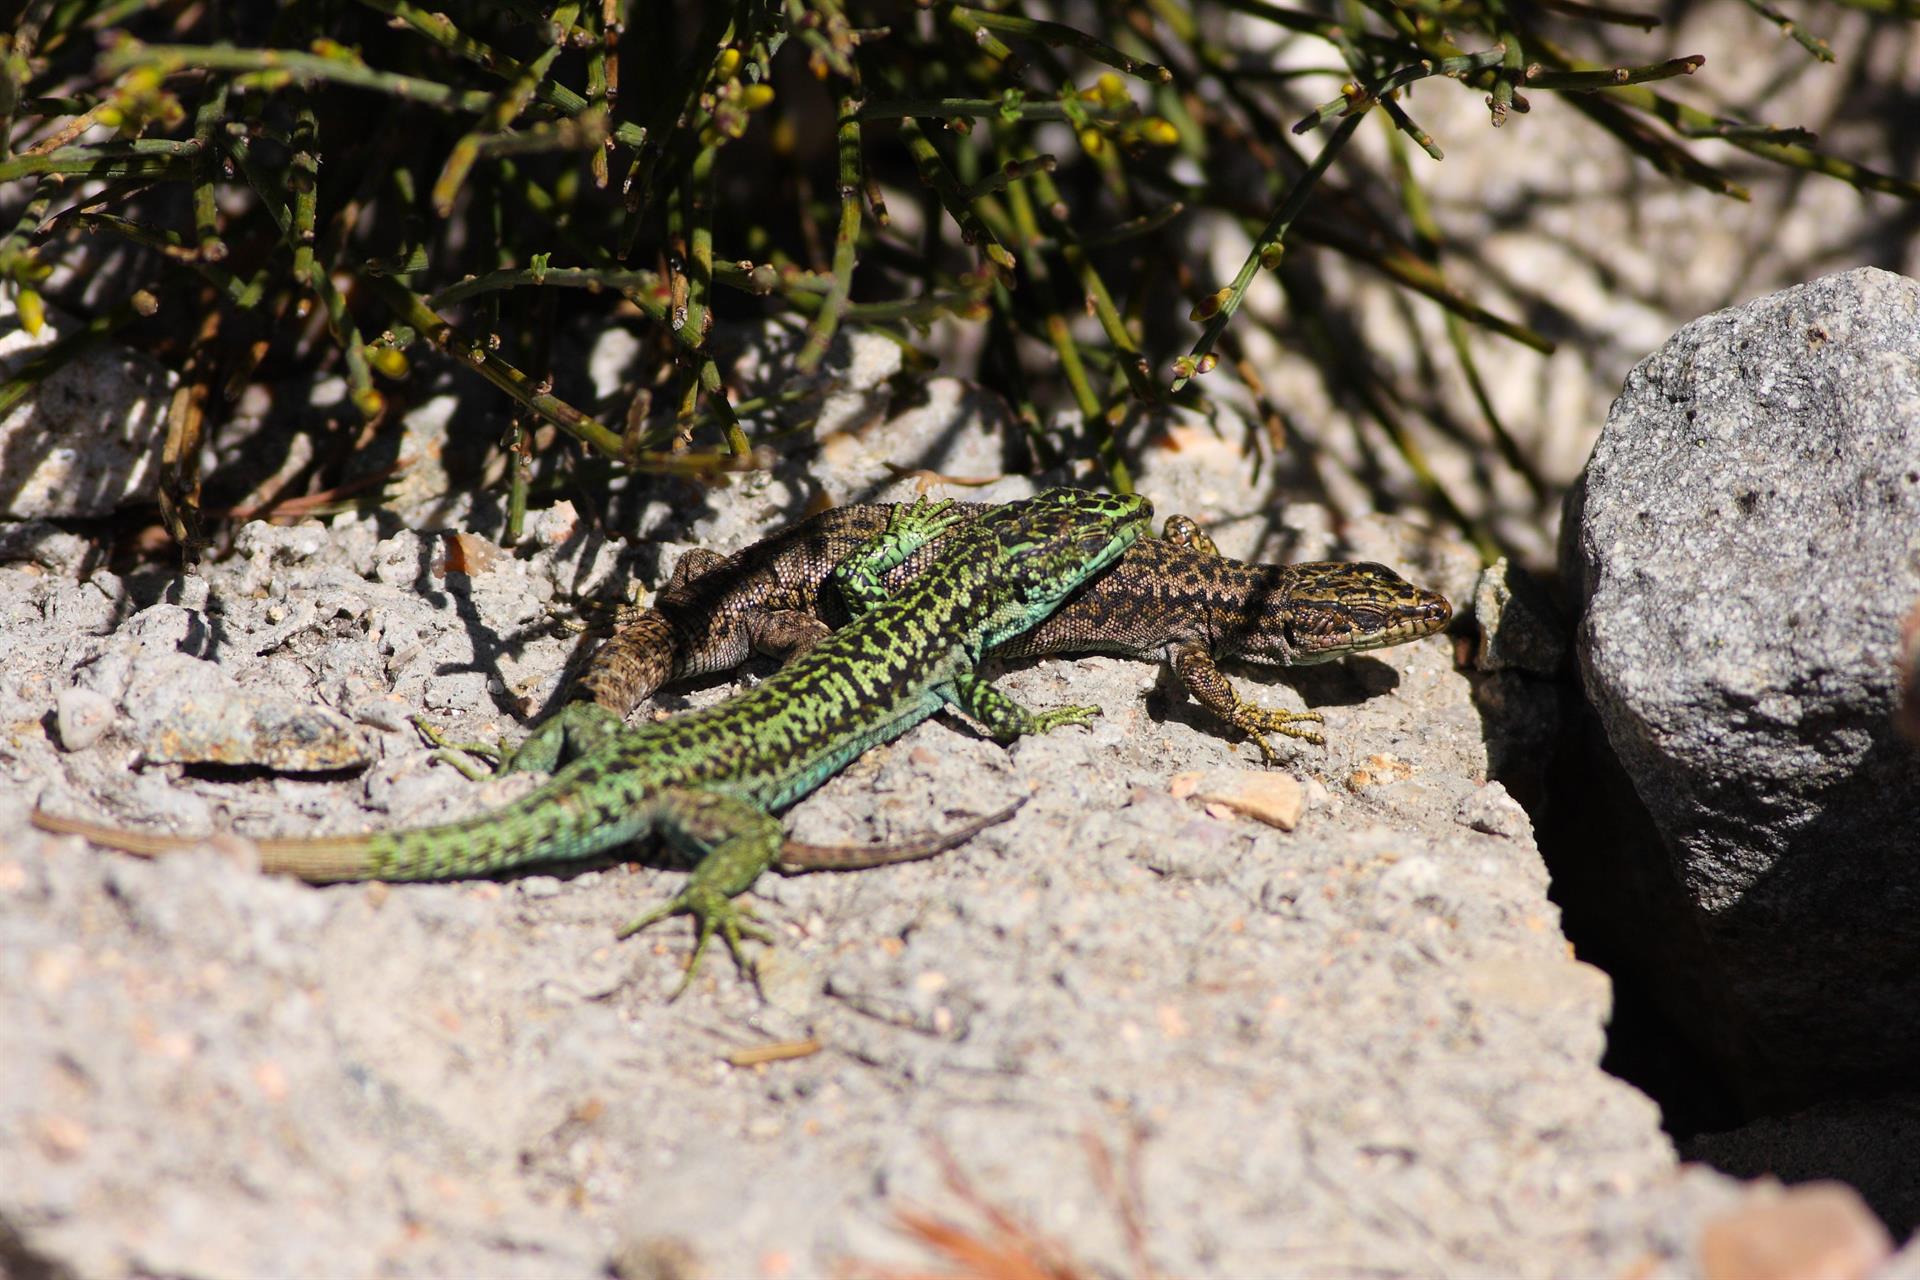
[251,831,391,882]
[33,765,651,884]
[31,807,383,880]
[266,768,651,882]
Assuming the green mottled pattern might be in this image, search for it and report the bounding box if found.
[350,489,1150,882]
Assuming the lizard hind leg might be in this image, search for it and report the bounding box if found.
[616,788,784,998]
[948,670,1103,740]
[1159,514,1223,558]
[503,701,628,776]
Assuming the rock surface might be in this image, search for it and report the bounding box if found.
[1562,267,1920,1108]
[0,375,1797,1276]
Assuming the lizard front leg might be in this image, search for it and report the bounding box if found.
[949,671,1104,739]
[834,496,965,615]
[1170,640,1325,761]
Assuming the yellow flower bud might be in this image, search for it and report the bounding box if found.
[17,289,45,337]
[1139,117,1179,147]
[369,347,410,379]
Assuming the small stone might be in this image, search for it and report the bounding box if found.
[528,500,581,546]
[1698,1181,1891,1280]
[1347,754,1415,790]
[142,693,371,771]
[55,686,115,751]
[373,531,432,587]
[1472,557,1568,676]
[1454,781,1531,839]
[1190,769,1305,830]
[442,531,504,577]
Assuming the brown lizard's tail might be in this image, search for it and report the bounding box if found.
[572,607,681,715]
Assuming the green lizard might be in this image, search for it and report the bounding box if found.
[511,503,1453,774]
[33,489,1152,991]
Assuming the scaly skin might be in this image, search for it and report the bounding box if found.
[513,504,1453,770]
[32,488,1153,992]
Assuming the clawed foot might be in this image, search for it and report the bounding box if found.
[411,715,506,780]
[890,493,964,542]
[618,882,776,1000]
[1029,703,1104,733]
[1237,706,1326,762]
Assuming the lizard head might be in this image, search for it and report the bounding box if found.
[1238,561,1452,665]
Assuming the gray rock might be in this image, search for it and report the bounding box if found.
[122,650,372,772]
[1473,557,1568,677]
[1454,780,1531,839]
[4,348,1756,1277]
[1562,266,1920,1106]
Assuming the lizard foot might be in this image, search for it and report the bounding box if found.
[1236,707,1327,762]
[1027,703,1105,733]
[617,882,776,1000]
[410,715,506,780]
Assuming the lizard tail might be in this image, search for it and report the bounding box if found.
[254,833,387,882]
[572,608,681,714]
[32,807,382,882]
[31,808,217,858]
[32,769,639,883]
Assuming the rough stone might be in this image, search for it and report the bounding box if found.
[121,651,372,771]
[1473,557,1569,677]
[1,430,1749,1277]
[53,686,114,751]
[1184,767,1305,830]
[1697,1181,1892,1280]
[1562,266,1920,1107]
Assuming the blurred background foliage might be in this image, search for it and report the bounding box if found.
[1,0,1915,559]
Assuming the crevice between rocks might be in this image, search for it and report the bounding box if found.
[1483,661,1920,1239]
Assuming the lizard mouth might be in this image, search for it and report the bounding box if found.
[1280,568,1453,662]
